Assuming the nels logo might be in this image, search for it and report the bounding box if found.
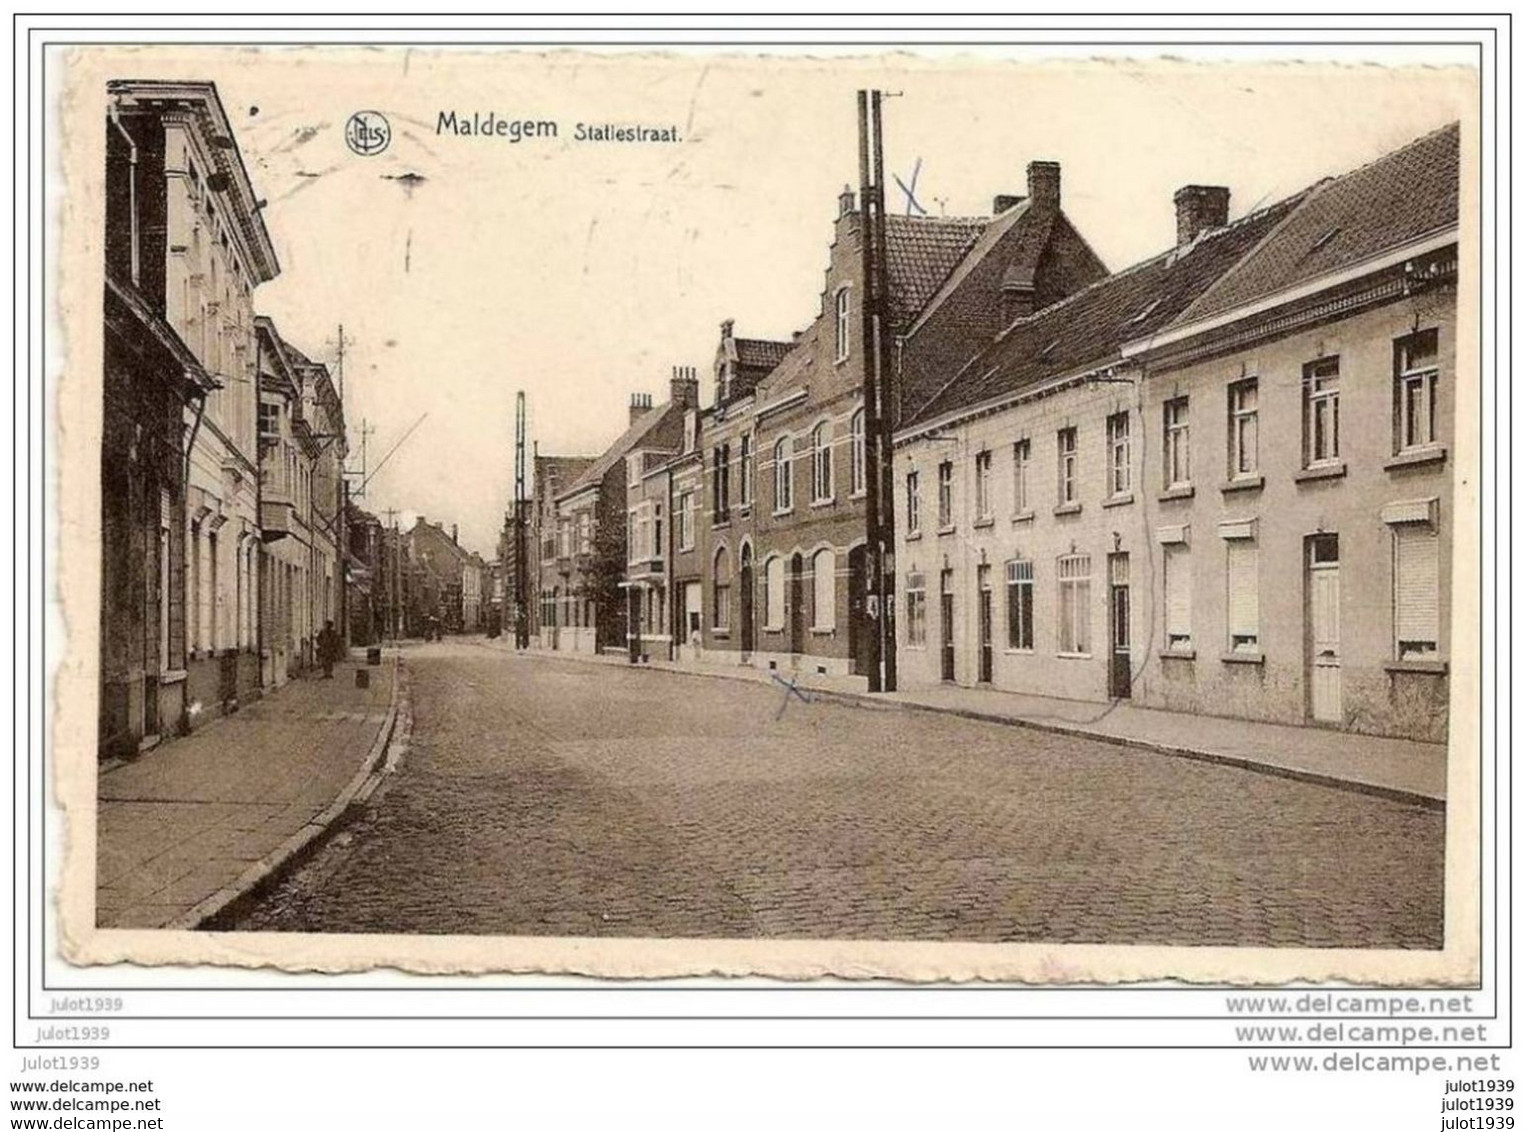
[345,111,391,157]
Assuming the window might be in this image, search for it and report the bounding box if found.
[1106,412,1131,496]
[713,547,732,630]
[905,571,927,646]
[713,444,731,521]
[739,434,754,505]
[850,409,866,495]
[578,512,591,554]
[974,450,993,520]
[1393,525,1440,659]
[258,401,280,445]
[773,436,793,512]
[811,421,833,502]
[653,503,663,558]
[1229,380,1259,478]
[906,470,921,534]
[627,508,642,565]
[835,286,851,362]
[1164,544,1192,651]
[677,492,695,551]
[1304,357,1341,466]
[1012,439,1030,514]
[1395,330,1439,453]
[1226,539,1259,652]
[1057,427,1078,505]
[765,555,786,629]
[812,548,836,630]
[937,461,954,529]
[1006,559,1034,651]
[1057,554,1091,655]
[1163,397,1191,487]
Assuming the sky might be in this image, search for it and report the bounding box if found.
[79,46,1475,555]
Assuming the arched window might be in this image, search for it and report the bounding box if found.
[812,547,836,631]
[713,546,732,630]
[811,421,833,502]
[835,286,851,362]
[765,555,786,630]
[773,435,793,512]
[850,409,865,495]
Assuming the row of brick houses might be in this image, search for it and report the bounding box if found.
[99,80,351,758]
[514,120,1459,743]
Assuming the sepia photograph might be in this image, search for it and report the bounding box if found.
[62,45,1478,982]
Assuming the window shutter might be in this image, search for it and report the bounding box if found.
[1226,541,1258,640]
[1165,545,1191,638]
[1394,526,1439,646]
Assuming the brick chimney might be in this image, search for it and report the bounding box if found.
[451,523,458,545]
[1174,185,1231,246]
[993,193,1026,214]
[1026,161,1060,209]
[670,365,699,409]
[629,392,653,424]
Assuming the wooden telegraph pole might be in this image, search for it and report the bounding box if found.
[514,391,530,649]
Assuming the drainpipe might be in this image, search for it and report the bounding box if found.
[253,332,265,690]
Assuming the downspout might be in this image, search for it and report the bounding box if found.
[253,332,264,691]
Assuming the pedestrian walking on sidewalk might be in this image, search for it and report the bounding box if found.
[317,620,340,679]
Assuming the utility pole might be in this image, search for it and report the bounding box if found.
[383,507,400,645]
[858,89,897,693]
[514,391,530,649]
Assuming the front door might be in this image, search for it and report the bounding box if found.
[977,565,993,683]
[627,588,641,663]
[683,581,702,655]
[940,569,955,682]
[1108,553,1131,699]
[739,555,755,660]
[1308,534,1342,723]
[848,545,869,676]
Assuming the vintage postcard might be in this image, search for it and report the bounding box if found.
[54,45,1481,982]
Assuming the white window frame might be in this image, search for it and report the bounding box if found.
[811,421,834,503]
[937,461,954,530]
[850,409,866,496]
[1057,427,1078,505]
[773,436,794,513]
[812,547,836,631]
[1163,543,1193,652]
[713,547,732,631]
[1106,411,1131,497]
[1225,536,1259,653]
[1395,331,1439,454]
[1164,397,1191,488]
[739,433,754,506]
[1304,357,1341,467]
[1056,553,1091,656]
[905,571,927,647]
[835,286,851,362]
[1392,522,1441,660]
[1005,558,1034,652]
[974,450,993,521]
[1013,438,1030,514]
[677,492,695,551]
[1229,379,1259,479]
[906,470,921,534]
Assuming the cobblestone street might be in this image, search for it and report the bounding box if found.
[236,641,1445,947]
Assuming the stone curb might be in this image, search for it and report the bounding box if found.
[477,641,1444,812]
[165,658,408,932]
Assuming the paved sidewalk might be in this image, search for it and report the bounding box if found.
[96,657,398,929]
[478,638,1446,805]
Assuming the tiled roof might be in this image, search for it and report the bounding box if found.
[1177,122,1460,325]
[908,193,1308,427]
[558,404,684,500]
[734,337,791,371]
[884,214,989,327]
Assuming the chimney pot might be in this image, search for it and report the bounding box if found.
[1173,184,1231,246]
[1026,161,1060,208]
[669,367,699,410]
